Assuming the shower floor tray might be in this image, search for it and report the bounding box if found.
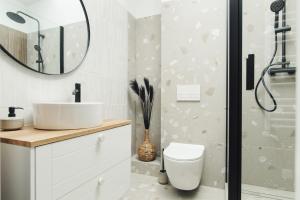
[242,184,294,200]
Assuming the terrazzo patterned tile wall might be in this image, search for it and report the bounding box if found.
[242,0,296,191]
[128,14,161,156]
[161,0,227,189]
[64,21,88,73]
[135,15,161,156]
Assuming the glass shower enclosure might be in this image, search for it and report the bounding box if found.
[241,0,296,199]
[227,0,296,199]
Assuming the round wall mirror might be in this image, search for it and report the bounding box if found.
[0,0,90,75]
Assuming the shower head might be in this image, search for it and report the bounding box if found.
[270,0,285,13]
[270,0,285,29]
[6,12,26,24]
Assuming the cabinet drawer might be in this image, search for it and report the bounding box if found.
[58,158,131,200]
[35,125,131,200]
[52,125,131,185]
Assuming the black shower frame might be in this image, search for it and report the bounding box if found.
[227,0,242,199]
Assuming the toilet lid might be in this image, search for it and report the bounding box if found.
[164,143,205,161]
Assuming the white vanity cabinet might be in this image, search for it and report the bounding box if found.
[1,123,131,200]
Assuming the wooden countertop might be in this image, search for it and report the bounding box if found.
[0,120,131,148]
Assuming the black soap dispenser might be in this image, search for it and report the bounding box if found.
[8,107,24,117]
[0,107,24,131]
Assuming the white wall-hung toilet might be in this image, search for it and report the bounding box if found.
[164,143,205,190]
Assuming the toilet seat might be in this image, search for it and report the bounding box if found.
[164,143,205,162]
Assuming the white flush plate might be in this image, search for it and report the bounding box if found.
[177,85,201,102]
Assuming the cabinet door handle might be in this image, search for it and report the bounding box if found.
[98,177,104,186]
[98,135,104,142]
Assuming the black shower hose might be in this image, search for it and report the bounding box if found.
[254,34,278,112]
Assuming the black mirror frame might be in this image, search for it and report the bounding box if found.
[0,0,91,75]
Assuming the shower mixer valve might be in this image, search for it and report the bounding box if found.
[275,26,291,34]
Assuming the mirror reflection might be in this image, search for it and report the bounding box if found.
[0,0,89,74]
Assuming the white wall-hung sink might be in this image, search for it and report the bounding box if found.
[33,102,104,130]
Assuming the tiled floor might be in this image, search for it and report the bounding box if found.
[121,173,225,200]
[121,173,295,200]
[242,184,294,200]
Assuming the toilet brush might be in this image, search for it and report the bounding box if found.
[158,148,168,185]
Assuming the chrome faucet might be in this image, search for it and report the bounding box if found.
[72,83,81,103]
